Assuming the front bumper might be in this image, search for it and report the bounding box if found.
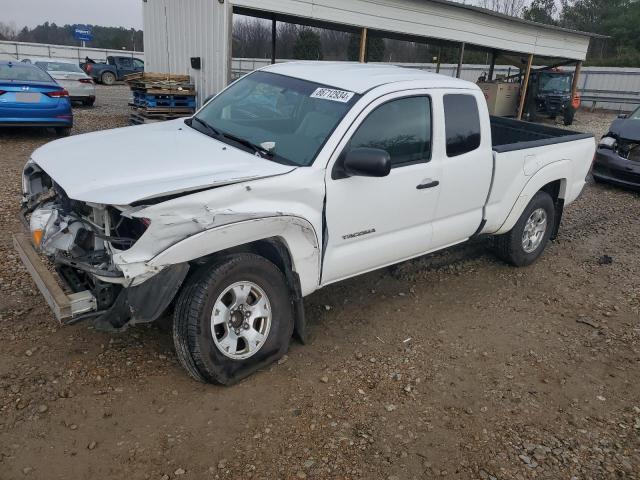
[13,233,97,322]
[593,148,640,190]
[0,118,72,127]
[14,231,189,328]
[71,95,95,102]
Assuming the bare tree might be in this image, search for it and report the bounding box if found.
[0,21,18,40]
[232,17,272,58]
[477,0,527,16]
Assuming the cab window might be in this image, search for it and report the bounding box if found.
[443,94,481,157]
[349,96,432,167]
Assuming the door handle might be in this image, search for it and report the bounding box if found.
[416,179,440,190]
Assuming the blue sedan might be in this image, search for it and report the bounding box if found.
[0,61,73,136]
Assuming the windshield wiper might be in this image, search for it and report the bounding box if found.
[186,116,220,138]
[220,131,273,157]
[186,118,272,157]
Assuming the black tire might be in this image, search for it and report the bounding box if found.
[172,254,294,385]
[83,97,95,107]
[101,71,116,85]
[55,127,71,137]
[492,191,556,267]
[563,107,576,126]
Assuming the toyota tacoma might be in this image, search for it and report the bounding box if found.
[15,63,596,384]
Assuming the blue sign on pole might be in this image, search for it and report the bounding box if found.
[73,26,93,42]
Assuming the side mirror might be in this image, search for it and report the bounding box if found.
[618,113,628,119]
[343,148,391,178]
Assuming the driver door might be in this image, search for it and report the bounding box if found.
[322,92,442,284]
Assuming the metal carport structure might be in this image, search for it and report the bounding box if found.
[143,0,602,118]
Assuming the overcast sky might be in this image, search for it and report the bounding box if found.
[5,0,143,30]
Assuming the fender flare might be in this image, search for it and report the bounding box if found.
[494,160,570,235]
[148,215,321,297]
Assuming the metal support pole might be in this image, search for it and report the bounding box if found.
[359,28,368,63]
[456,42,465,78]
[571,61,582,99]
[488,50,497,81]
[517,54,534,121]
[436,47,442,73]
[271,18,276,65]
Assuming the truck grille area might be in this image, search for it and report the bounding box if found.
[21,165,147,311]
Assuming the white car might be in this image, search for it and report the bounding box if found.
[16,63,596,384]
[23,58,96,106]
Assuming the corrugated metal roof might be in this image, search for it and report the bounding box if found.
[425,0,607,39]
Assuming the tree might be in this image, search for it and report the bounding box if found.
[560,0,632,61]
[232,17,271,58]
[6,22,144,51]
[293,29,323,60]
[477,0,527,16]
[0,21,18,40]
[367,37,386,62]
[347,34,385,61]
[523,0,559,24]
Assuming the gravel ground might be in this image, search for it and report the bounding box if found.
[0,88,639,480]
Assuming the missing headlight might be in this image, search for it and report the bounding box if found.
[109,207,149,250]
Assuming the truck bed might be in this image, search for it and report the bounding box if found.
[491,116,593,153]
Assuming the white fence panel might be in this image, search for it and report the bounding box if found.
[231,58,640,111]
[0,40,144,64]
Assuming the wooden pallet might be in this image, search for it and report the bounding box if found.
[132,106,195,116]
[125,72,194,95]
[124,72,191,83]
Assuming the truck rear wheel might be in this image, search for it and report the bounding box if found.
[101,71,116,85]
[492,191,556,267]
[172,254,294,385]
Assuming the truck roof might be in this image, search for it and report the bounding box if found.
[261,62,478,94]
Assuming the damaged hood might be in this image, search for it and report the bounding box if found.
[608,118,640,143]
[30,119,295,205]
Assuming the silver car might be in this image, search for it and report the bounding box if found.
[24,58,96,106]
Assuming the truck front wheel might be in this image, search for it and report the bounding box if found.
[172,254,294,385]
[492,191,556,267]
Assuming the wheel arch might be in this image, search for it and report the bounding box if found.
[495,161,570,236]
[149,217,320,342]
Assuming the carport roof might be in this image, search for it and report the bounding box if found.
[233,0,605,60]
[426,0,607,39]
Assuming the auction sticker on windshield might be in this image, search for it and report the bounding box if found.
[310,87,355,103]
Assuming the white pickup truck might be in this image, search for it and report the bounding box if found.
[16,63,595,384]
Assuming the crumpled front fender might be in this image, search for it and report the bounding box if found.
[148,216,321,296]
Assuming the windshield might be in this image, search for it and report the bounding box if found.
[539,73,572,93]
[629,107,640,120]
[36,61,84,74]
[193,71,360,166]
[0,64,52,82]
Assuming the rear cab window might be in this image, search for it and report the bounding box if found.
[443,94,481,157]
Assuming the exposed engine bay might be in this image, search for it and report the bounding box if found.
[613,138,640,162]
[21,161,154,319]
